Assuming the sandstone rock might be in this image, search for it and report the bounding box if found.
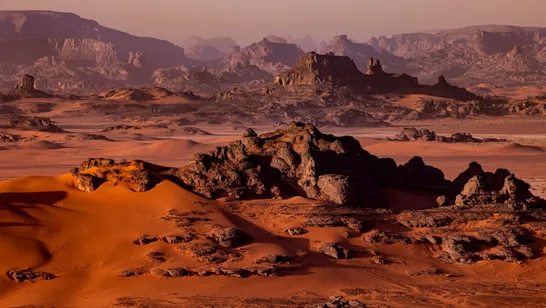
[317,295,366,308]
[451,165,543,208]
[76,174,98,192]
[134,234,158,245]
[207,226,251,248]
[255,254,293,264]
[317,174,351,205]
[399,156,447,193]
[0,115,63,132]
[436,195,449,207]
[6,269,55,283]
[119,267,148,278]
[20,74,35,90]
[162,234,193,244]
[312,242,353,259]
[146,252,166,263]
[153,267,192,278]
[283,227,308,236]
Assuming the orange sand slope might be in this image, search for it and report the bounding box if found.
[2,174,546,307]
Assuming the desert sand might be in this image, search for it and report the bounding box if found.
[2,111,546,307]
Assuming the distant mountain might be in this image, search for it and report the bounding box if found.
[369,25,546,84]
[183,36,239,55]
[286,35,318,52]
[0,11,196,92]
[318,35,407,74]
[0,11,189,67]
[227,38,305,75]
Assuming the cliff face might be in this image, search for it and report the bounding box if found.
[368,25,546,85]
[319,35,407,73]
[274,52,363,87]
[228,38,305,75]
[0,11,189,67]
[275,52,480,102]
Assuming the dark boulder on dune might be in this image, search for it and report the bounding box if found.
[165,122,449,206]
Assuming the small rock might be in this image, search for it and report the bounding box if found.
[146,252,166,263]
[134,234,158,245]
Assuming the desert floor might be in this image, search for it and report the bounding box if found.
[1,115,546,307]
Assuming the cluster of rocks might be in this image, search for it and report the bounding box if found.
[0,132,22,143]
[436,228,535,263]
[316,296,366,308]
[163,122,450,206]
[448,162,543,209]
[0,115,64,132]
[6,269,55,283]
[274,52,419,94]
[388,127,506,143]
[311,242,354,259]
[0,74,52,102]
[411,99,486,119]
[71,124,543,212]
[120,263,298,279]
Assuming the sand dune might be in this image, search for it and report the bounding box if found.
[19,140,65,150]
[494,142,545,154]
[103,139,212,157]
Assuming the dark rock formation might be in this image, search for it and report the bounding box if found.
[207,225,251,248]
[119,267,148,278]
[0,115,63,132]
[6,269,55,283]
[317,296,367,308]
[312,242,353,259]
[165,122,419,206]
[274,52,364,87]
[134,234,158,245]
[162,234,194,244]
[388,127,506,143]
[67,124,545,211]
[227,38,305,75]
[71,158,163,193]
[449,162,544,209]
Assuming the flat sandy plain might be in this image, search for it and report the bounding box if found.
[2,111,546,307]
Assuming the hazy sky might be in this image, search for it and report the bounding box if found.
[1,0,545,46]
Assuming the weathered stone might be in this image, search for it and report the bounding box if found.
[312,242,353,259]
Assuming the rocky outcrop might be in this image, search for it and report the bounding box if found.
[68,124,544,210]
[274,52,364,87]
[450,162,544,209]
[0,115,63,132]
[319,34,406,73]
[311,242,353,259]
[6,269,55,283]
[388,127,506,143]
[70,158,163,193]
[274,52,420,94]
[0,11,189,67]
[369,25,546,85]
[127,51,146,67]
[164,122,450,206]
[227,38,305,75]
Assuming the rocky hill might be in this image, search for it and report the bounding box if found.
[0,11,194,93]
[227,38,305,75]
[319,35,407,74]
[183,36,239,55]
[274,52,481,101]
[369,25,546,85]
[0,11,189,67]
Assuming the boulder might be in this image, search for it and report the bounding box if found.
[312,242,353,259]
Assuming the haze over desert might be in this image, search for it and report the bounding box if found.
[1,2,546,308]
